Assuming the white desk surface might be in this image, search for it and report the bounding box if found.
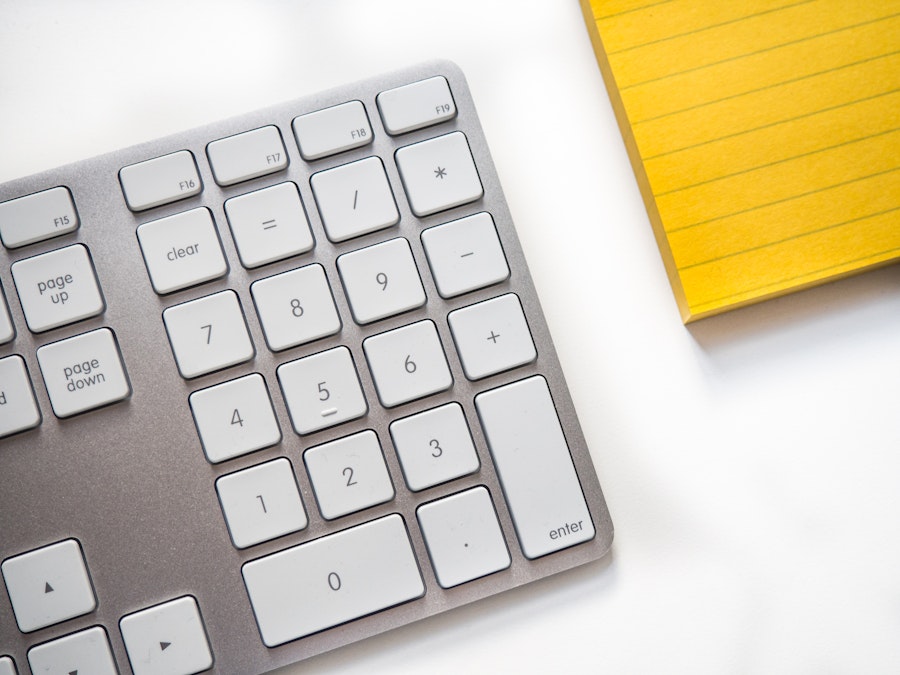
[2,1,899,672]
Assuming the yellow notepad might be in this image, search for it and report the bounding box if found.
[581,0,900,322]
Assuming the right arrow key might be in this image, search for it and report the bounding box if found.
[120,596,212,675]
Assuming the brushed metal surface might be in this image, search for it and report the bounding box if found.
[0,60,613,674]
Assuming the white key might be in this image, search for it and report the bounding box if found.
[377,76,457,135]
[207,125,288,186]
[389,403,479,491]
[475,376,595,559]
[276,346,367,435]
[11,244,104,333]
[448,294,536,380]
[119,150,202,212]
[137,207,227,294]
[1,539,96,633]
[362,320,452,407]
[0,186,79,249]
[395,131,483,217]
[292,100,373,160]
[36,328,131,418]
[311,157,399,242]
[304,430,394,520]
[0,355,41,437]
[417,486,511,588]
[189,373,281,464]
[224,182,314,268]
[27,626,117,675]
[242,514,424,647]
[163,290,255,379]
[0,656,15,675]
[336,238,425,324]
[250,264,341,352]
[421,212,509,298]
[120,596,213,675]
[0,284,14,344]
[216,458,308,548]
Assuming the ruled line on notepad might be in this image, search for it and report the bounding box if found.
[618,11,900,91]
[607,0,815,55]
[654,127,900,199]
[677,205,900,272]
[633,49,900,127]
[667,166,900,235]
[595,0,676,22]
[692,246,900,312]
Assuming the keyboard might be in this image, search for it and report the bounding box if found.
[0,60,613,674]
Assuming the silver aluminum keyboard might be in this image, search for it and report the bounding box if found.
[0,60,613,675]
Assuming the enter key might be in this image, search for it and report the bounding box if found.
[475,375,595,559]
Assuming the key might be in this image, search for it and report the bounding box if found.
[224,181,314,268]
[395,131,483,217]
[119,150,202,212]
[216,458,308,548]
[11,244,105,333]
[36,328,131,418]
[120,596,213,675]
[0,186,79,249]
[0,283,14,344]
[189,373,281,463]
[416,486,511,588]
[0,656,15,675]
[250,264,341,352]
[336,237,426,324]
[304,430,395,520]
[421,212,509,298]
[377,76,457,135]
[207,125,288,186]
[242,514,424,647]
[163,290,255,379]
[1,539,97,633]
[0,355,41,437]
[292,100,373,160]
[276,346,367,435]
[362,320,452,407]
[27,626,117,675]
[475,376,595,559]
[448,293,536,380]
[137,207,228,294]
[311,157,400,242]
[389,402,479,491]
